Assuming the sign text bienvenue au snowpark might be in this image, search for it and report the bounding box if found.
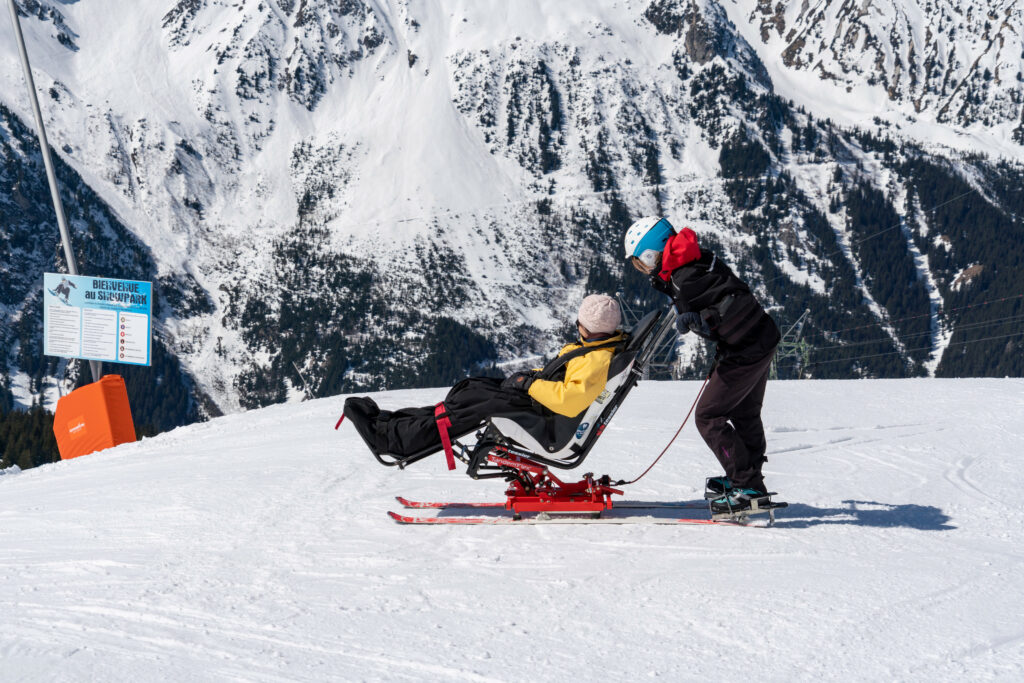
[43,273,152,366]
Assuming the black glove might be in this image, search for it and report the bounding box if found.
[675,312,700,334]
[501,371,537,392]
[678,311,715,338]
[675,311,712,338]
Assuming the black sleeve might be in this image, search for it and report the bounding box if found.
[649,274,672,297]
[670,256,748,313]
[668,266,705,312]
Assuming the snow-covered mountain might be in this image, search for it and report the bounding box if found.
[2,379,1023,678]
[736,0,1024,148]
[2,0,1023,425]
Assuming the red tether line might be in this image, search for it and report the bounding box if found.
[618,373,711,486]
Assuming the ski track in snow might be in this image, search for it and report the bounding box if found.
[2,379,1024,680]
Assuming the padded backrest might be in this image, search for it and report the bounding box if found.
[626,308,661,352]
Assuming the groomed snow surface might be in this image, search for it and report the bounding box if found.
[2,379,1023,681]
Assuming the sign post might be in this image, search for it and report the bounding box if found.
[8,0,101,380]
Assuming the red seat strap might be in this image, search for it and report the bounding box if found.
[434,403,456,471]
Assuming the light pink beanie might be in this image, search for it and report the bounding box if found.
[577,294,622,335]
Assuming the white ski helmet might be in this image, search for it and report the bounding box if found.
[624,216,676,269]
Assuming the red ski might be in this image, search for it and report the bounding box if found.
[395,496,504,509]
[387,510,769,526]
[395,496,708,510]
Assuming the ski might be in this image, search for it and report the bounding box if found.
[395,496,503,509]
[395,496,708,510]
[387,510,769,526]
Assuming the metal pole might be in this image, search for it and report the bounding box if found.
[7,0,100,381]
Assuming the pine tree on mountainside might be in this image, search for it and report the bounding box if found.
[844,182,931,371]
[897,157,1024,377]
[0,406,58,470]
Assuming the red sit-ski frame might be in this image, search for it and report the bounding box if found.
[486,447,623,518]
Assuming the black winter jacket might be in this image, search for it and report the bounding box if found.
[652,251,780,364]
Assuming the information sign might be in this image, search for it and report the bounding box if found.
[43,273,152,366]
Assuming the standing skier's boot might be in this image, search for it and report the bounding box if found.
[344,397,386,456]
[709,488,768,514]
[705,476,733,495]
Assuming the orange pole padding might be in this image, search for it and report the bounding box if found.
[53,374,137,460]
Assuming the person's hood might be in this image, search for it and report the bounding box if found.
[658,227,701,281]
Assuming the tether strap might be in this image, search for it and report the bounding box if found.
[617,360,715,486]
[434,403,456,471]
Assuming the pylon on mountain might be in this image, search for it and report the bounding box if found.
[617,296,677,379]
[771,309,811,380]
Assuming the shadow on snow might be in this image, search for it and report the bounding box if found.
[772,500,954,531]
[410,499,954,530]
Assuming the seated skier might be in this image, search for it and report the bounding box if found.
[344,294,625,460]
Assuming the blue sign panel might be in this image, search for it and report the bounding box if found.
[43,273,152,366]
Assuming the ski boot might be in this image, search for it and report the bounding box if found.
[706,479,788,523]
[709,488,769,515]
[704,476,733,496]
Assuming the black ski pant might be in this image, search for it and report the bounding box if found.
[380,377,536,457]
[694,347,776,492]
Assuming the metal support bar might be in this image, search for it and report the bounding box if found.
[7,0,99,382]
[618,296,677,379]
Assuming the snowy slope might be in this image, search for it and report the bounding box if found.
[2,379,1023,680]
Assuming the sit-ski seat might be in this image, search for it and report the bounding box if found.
[457,306,675,517]
[479,306,668,469]
[379,305,674,475]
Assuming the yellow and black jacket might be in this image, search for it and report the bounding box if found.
[527,332,627,417]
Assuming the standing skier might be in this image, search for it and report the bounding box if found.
[344,294,625,461]
[624,217,780,513]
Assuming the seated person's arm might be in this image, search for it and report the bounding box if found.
[527,350,612,417]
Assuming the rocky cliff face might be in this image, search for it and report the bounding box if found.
[2,0,1023,420]
[745,0,1024,136]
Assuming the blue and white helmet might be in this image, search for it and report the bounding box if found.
[624,216,676,269]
